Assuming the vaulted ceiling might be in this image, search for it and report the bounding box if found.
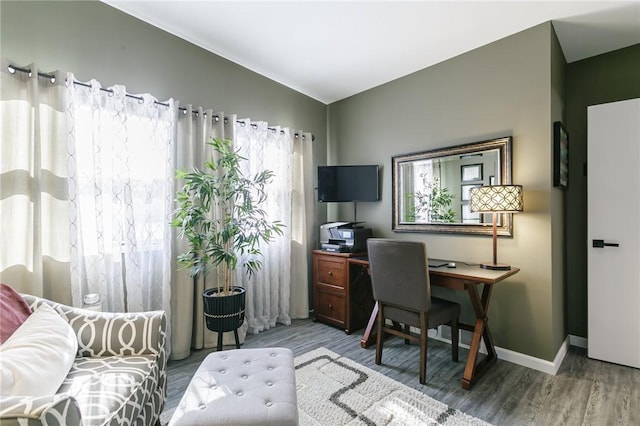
[103,1,640,104]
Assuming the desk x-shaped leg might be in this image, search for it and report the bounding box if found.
[461,281,496,390]
[359,275,504,390]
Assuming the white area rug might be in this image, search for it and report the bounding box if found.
[161,347,491,425]
[295,347,491,426]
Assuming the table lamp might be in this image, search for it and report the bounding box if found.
[470,185,523,270]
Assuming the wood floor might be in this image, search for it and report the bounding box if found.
[164,318,639,425]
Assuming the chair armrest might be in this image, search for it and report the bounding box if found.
[23,295,167,358]
[0,395,82,426]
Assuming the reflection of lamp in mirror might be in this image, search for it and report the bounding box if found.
[470,185,523,270]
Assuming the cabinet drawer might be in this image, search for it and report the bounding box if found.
[316,257,347,287]
[314,289,345,325]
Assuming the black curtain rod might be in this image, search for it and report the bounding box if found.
[71,79,171,108]
[8,64,56,80]
[8,64,315,141]
[8,64,171,107]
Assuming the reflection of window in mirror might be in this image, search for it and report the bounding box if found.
[392,136,512,236]
[401,159,456,224]
[400,150,500,225]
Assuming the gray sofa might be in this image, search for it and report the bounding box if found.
[0,295,167,426]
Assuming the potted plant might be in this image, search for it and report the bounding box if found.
[171,137,284,350]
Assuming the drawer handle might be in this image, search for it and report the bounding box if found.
[328,304,333,309]
[328,271,333,276]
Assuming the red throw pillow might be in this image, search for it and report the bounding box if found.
[0,283,32,344]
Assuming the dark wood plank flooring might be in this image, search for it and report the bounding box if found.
[165,319,639,425]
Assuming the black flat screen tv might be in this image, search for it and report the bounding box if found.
[317,165,380,202]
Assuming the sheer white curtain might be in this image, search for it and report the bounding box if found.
[66,75,174,322]
[2,60,314,362]
[234,121,312,332]
[0,61,71,302]
[235,120,293,333]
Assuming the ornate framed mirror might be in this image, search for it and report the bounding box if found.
[392,136,513,236]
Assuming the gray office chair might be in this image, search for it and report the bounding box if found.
[367,238,460,384]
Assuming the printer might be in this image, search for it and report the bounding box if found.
[320,222,372,253]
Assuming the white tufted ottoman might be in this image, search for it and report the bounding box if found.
[169,347,299,425]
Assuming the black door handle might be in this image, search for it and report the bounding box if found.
[593,239,620,248]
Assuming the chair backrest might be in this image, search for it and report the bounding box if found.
[367,239,431,312]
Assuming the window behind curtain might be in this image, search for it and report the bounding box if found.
[67,79,174,314]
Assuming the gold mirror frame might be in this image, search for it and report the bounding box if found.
[392,136,513,236]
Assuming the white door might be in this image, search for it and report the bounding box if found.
[587,98,640,368]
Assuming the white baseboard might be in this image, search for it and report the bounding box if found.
[434,328,571,376]
[496,336,568,375]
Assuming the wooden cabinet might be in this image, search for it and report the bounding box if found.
[312,250,374,334]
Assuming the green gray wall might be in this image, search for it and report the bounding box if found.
[565,44,640,338]
[550,27,567,356]
[328,23,564,360]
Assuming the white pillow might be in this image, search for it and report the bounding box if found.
[0,303,78,397]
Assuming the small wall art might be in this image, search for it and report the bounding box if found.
[554,121,569,188]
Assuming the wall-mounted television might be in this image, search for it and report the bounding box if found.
[317,165,380,203]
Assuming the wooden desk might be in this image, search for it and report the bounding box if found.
[355,258,519,390]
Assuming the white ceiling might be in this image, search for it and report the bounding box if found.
[103,1,640,104]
